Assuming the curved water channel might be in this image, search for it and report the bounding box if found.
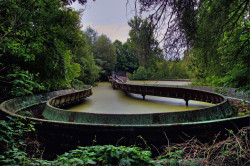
[67,81,214,114]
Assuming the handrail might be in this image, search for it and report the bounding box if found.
[48,86,92,108]
[110,77,225,106]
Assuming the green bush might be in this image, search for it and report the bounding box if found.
[8,70,45,96]
[130,60,189,80]
[131,66,149,80]
[0,116,36,165]
[53,145,154,166]
[1,116,249,165]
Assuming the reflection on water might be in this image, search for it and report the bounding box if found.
[67,82,214,114]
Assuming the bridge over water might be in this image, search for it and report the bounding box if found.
[110,76,224,106]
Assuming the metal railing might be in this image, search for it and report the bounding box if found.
[48,86,92,108]
[110,77,225,105]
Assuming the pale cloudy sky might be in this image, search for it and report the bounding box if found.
[71,0,136,43]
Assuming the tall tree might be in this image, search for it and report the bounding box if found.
[138,0,249,90]
[128,16,162,68]
[113,40,139,73]
[84,26,98,47]
[74,32,100,85]
[186,0,249,90]
[0,0,92,96]
[93,35,117,81]
[136,0,197,58]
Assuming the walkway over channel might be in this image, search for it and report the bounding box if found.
[109,76,224,106]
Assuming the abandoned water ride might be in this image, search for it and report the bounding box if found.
[0,77,249,154]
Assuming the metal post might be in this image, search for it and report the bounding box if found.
[185,99,189,106]
[142,94,145,100]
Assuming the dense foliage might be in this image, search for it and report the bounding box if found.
[114,16,189,80]
[84,27,117,81]
[1,117,249,165]
[138,0,249,91]
[0,116,38,165]
[128,59,189,80]
[0,0,101,98]
[74,32,100,85]
[113,40,139,74]
[93,35,117,81]
[185,0,249,91]
[128,16,163,68]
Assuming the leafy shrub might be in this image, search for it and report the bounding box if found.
[131,66,149,80]
[1,116,249,165]
[220,67,250,92]
[53,145,154,166]
[213,87,227,96]
[0,116,37,165]
[70,79,86,90]
[8,70,45,96]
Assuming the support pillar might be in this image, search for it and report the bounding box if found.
[142,94,146,100]
[185,98,189,106]
[124,90,128,95]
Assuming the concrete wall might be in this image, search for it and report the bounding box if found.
[42,98,233,125]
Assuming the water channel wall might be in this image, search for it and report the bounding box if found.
[42,88,93,122]
[1,89,76,115]
[39,78,234,125]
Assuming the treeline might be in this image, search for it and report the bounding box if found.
[137,0,249,91]
[2,0,246,99]
[184,0,249,91]
[0,0,190,99]
[84,28,117,81]
[0,0,117,97]
[113,16,189,80]
[1,0,94,95]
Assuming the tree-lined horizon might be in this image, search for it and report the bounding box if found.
[0,0,249,100]
[137,0,249,90]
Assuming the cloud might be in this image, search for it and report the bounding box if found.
[82,22,130,43]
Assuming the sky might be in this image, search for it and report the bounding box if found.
[71,0,137,43]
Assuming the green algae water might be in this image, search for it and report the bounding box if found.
[67,82,214,114]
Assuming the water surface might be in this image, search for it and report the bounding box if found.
[67,82,214,114]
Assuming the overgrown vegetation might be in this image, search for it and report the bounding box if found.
[128,60,189,80]
[0,116,249,165]
[137,0,249,91]
[156,127,250,166]
[0,116,40,165]
[0,0,117,99]
[114,16,189,80]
